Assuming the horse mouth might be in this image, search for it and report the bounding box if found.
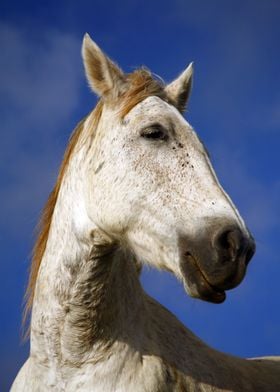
[180,252,226,304]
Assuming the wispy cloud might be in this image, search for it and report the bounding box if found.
[0,23,84,238]
[0,23,82,130]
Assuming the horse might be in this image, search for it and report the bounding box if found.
[12,34,280,391]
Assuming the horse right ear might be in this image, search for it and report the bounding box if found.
[165,62,193,113]
[82,34,126,101]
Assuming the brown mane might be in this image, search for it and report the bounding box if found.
[119,68,168,118]
[24,69,168,331]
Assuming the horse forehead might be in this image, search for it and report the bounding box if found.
[123,96,195,145]
[125,96,178,121]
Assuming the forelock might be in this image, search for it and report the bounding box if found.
[118,68,170,118]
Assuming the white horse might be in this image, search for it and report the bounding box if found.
[12,34,280,391]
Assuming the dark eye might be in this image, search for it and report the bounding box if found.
[140,125,168,141]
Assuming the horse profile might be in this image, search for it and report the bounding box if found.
[12,34,280,391]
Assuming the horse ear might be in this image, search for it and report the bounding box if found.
[165,62,193,113]
[82,33,126,100]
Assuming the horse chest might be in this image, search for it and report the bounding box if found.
[57,352,168,392]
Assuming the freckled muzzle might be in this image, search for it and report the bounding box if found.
[179,222,256,303]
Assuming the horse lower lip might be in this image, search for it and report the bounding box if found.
[182,252,226,304]
[194,271,226,303]
[203,288,226,304]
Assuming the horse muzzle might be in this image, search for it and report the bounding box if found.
[178,222,256,303]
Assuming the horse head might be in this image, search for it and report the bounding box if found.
[81,34,255,304]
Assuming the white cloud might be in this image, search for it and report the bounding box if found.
[0,23,83,130]
[0,23,85,238]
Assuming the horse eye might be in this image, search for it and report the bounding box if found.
[141,126,168,141]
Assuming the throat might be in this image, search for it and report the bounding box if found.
[63,239,144,360]
[31,231,145,365]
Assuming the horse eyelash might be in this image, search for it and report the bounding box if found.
[140,124,168,141]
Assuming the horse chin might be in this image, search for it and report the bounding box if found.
[180,253,226,304]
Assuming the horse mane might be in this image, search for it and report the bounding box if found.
[23,68,167,332]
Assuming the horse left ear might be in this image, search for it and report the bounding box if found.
[165,62,193,113]
[82,33,126,101]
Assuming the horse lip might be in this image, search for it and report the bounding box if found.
[180,252,226,304]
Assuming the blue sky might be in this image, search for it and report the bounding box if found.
[1,0,280,389]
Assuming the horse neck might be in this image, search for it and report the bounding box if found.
[30,129,145,367]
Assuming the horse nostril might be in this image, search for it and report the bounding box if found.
[215,228,241,257]
[214,227,255,264]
